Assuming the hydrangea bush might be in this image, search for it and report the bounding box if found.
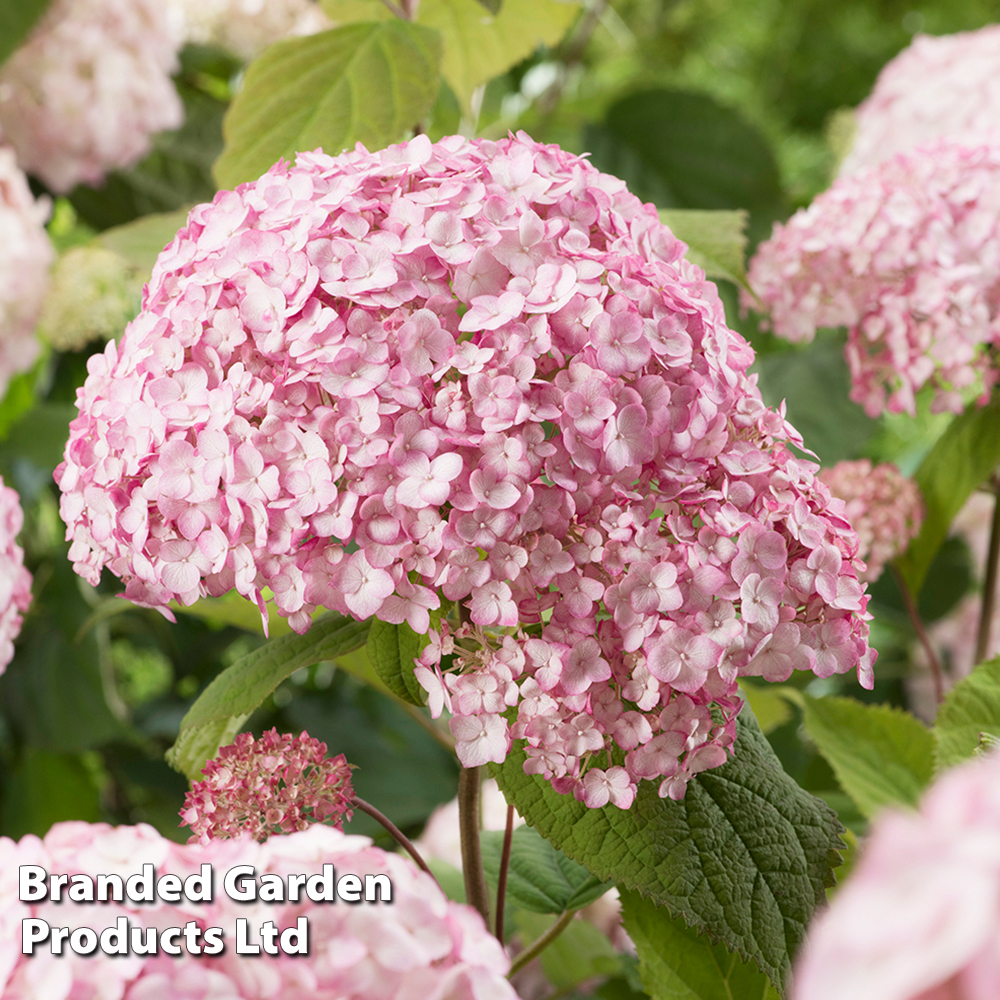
[1,821,517,1000]
[0,0,184,193]
[747,139,1000,417]
[57,133,874,808]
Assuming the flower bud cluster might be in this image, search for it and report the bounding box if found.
[0,0,184,193]
[818,460,923,584]
[57,133,873,806]
[840,24,1000,176]
[747,140,1000,417]
[1,821,517,1000]
[180,729,355,845]
[793,750,1000,1000]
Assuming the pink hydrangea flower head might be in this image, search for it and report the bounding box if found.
[747,139,1000,417]
[818,460,923,583]
[180,728,355,844]
[0,475,32,673]
[793,749,1000,1000]
[0,0,184,193]
[57,132,874,805]
[168,0,331,60]
[0,147,52,395]
[840,25,1000,176]
[1,821,518,1000]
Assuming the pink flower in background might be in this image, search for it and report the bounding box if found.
[179,729,355,844]
[57,132,873,805]
[747,140,1000,417]
[0,0,184,192]
[0,475,32,673]
[840,25,1000,176]
[793,750,1000,1000]
[818,460,923,583]
[1,821,518,1000]
[0,148,52,400]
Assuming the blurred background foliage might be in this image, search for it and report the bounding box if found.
[3,0,998,925]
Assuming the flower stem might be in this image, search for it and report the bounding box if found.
[893,565,945,703]
[351,796,438,884]
[507,909,575,978]
[495,803,515,942]
[459,765,491,924]
[975,476,1000,666]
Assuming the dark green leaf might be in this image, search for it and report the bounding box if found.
[367,618,425,706]
[897,395,1000,596]
[933,656,1000,773]
[800,695,933,818]
[213,23,442,189]
[474,0,502,13]
[0,0,50,68]
[658,209,748,289]
[481,824,609,914]
[491,710,843,994]
[622,889,779,1000]
[165,612,369,778]
[1,750,101,839]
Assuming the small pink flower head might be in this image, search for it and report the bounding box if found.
[0,476,32,673]
[793,749,1000,1000]
[58,132,874,805]
[840,25,1000,176]
[818,460,923,583]
[179,729,355,844]
[0,0,184,192]
[747,139,1000,417]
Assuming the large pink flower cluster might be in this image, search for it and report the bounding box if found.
[747,139,1000,417]
[840,25,1000,177]
[818,460,922,584]
[1,821,517,1000]
[0,0,184,193]
[56,133,873,807]
[0,474,31,673]
[793,750,1000,1000]
[0,147,52,398]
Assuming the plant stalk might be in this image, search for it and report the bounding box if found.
[459,765,491,924]
[495,803,515,942]
[893,565,945,704]
[507,909,575,978]
[351,796,438,884]
[975,478,1000,666]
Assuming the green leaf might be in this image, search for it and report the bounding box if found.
[800,695,933,818]
[586,90,786,243]
[933,656,1000,773]
[0,0,51,68]
[897,395,1000,596]
[165,612,370,778]
[366,618,425,706]
[739,682,793,736]
[1,750,102,839]
[480,824,609,914]
[320,0,392,21]
[96,209,191,275]
[173,591,295,638]
[417,0,579,108]
[658,209,748,289]
[213,23,442,190]
[491,710,843,994]
[514,910,622,990]
[622,889,779,1000]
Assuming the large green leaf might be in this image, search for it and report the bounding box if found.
[622,889,779,1000]
[480,824,609,914]
[0,0,50,68]
[165,613,370,779]
[586,90,785,243]
[417,0,579,108]
[933,656,1000,773]
[897,395,1000,596]
[658,209,748,289]
[213,23,442,190]
[491,711,842,994]
[800,695,933,818]
[367,618,425,706]
[96,209,191,276]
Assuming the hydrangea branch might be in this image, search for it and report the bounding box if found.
[892,565,945,704]
[975,474,1000,665]
[495,802,516,942]
[350,794,437,879]
[508,909,576,977]
[459,765,492,924]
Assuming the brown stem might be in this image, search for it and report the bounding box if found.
[495,803,515,942]
[507,909,575,977]
[378,0,408,17]
[975,478,1000,665]
[351,796,438,884]
[893,565,945,704]
[459,765,491,924]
